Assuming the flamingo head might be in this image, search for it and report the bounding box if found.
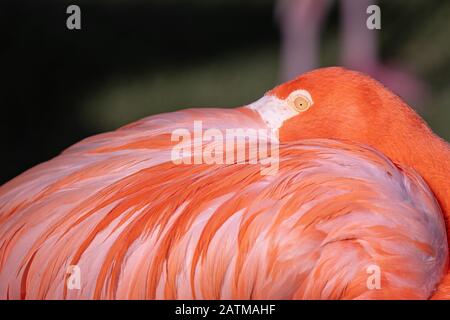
[249,66,412,147]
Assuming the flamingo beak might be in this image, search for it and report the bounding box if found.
[247,95,297,132]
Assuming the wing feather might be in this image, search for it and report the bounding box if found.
[0,109,447,299]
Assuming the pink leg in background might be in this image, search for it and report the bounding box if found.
[340,0,427,107]
[277,0,331,81]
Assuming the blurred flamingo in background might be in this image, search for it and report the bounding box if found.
[0,67,449,299]
[278,0,427,106]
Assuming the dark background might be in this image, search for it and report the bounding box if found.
[1,0,450,184]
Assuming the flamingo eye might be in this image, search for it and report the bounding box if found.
[293,96,310,112]
[287,90,313,113]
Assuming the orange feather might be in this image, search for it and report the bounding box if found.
[0,67,449,299]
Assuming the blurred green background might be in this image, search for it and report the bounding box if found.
[1,0,450,184]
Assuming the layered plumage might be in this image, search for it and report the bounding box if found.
[0,67,449,299]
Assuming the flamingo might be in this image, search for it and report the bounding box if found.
[0,67,449,299]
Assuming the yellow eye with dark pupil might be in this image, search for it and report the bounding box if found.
[293,96,310,112]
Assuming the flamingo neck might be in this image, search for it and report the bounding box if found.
[408,133,450,299]
[374,114,450,236]
[412,137,450,229]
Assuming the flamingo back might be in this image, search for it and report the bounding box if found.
[0,108,447,299]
